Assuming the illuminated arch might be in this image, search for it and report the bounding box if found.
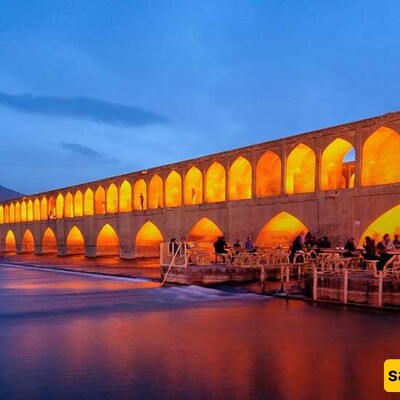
[119,180,132,212]
[256,212,308,247]
[184,166,203,205]
[95,186,106,214]
[21,201,27,222]
[149,175,163,209]
[96,224,120,256]
[4,205,9,224]
[321,138,354,190]
[66,226,85,255]
[56,194,64,218]
[229,156,252,200]
[362,127,400,186]
[107,183,118,213]
[40,197,47,220]
[133,179,147,211]
[165,170,182,207]
[359,205,400,244]
[27,200,33,221]
[84,188,94,216]
[256,151,281,197]
[42,227,57,254]
[48,196,55,218]
[205,162,226,203]
[22,229,35,253]
[15,202,21,223]
[135,221,164,257]
[65,192,74,218]
[74,190,83,217]
[9,203,15,223]
[33,199,40,221]
[5,230,16,252]
[286,144,315,194]
[0,205,3,224]
[187,217,223,252]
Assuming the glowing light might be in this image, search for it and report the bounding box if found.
[187,217,223,253]
[107,183,118,213]
[256,211,308,247]
[42,227,57,254]
[21,201,27,222]
[74,190,83,217]
[96,223,120,255]
[22,229,35,253]
[40,197,47,220]
[321,138,353,190]
[5,230,16,252]
[84,188,94,216]
[133,179,147,211]
[95,186,106,214]
[184,166,202,205]
[15,202,21,223]
[65,192,74,218]
[4,205,9,224]
[362,127,400,186]
[229,156,252,200]
[135,221,163,257]
[56,194,64,219]
[119,180,132,212]
[165,170,182,207]
[149,175,163,209]
[286,144,315,194]
[205,162,226,203]
[33,199,40,221]
[27,200,33,221]
[9,203,15,223]
[66,226,85,255]
[0,206,3,224]
[48,196,55,218]
[256,151,281,197]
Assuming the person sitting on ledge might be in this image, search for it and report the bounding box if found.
[393,234,400,249]
[319,236,331,249]
[377,233,395,270]
[343,236,357,257]
[244,237,256,253]
[213,236,229,262]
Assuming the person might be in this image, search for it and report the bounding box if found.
[393,234,400,249]
[319,236,331,249]
[304,231,316,248]
[213,236,229,262]
[232,239,241,249]
[343,236,357,257]
[289,231,305,263]
[244,237,256,252]
[139,193,144,210]
[376,233,395,270]
[363,236,377,264]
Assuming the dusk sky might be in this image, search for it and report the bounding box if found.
[1,1,400,194]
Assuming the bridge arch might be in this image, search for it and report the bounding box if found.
[165,171,182,207]
[65,192,73,218]
[133,179,147,211]
[149,175,163,209]
[56,194,64,219]
[34,199,40,221]
[74,190,83,217]
[135,221,163,257]
[256,211,308,247]
[42,227,57,254]
[48,196,55,218]
[0,205,3,224]
[22,229,35,253]
[9,203,15,223]
[4,205,9,223]
[184,166,202,205]
[229,156,252,200]
[187,217,223,252]
[21,201,27,222]
[41,197,47,220]
[256,150,281,197]
[119,180,132,212]
[362,127,400,187]
[107,183,118,213]
[5,230,16,252]
[27,200,33,221]
[321,138,354,190]
[15,202,20,223]
[286,144,315,194]
[96,223,120,256]
[84,188,94,216]
[66,226,85,255]
[95,186,106,214]
[205,162,226,203]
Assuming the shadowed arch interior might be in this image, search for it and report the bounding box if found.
[66,226,85,255]
[5,230,16,252]
[96,224,120,256]
[229,156,252,200]
[256,151,281,197]
[22,229,35,253]
[135,221,163,257]
[42,227,57,254]
[256,212,308,247]
[286,144,315,194]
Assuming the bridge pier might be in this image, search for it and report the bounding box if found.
[120,244,135,259]
[16,243,23,254]
[57,244,67,256]
[35,244,43,256]
[85,245,97,258]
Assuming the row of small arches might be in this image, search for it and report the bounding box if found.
[1,126,399,223]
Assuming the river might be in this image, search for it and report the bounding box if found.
[0,264,399,400]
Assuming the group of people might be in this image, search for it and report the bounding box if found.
[213,236,257,263]
[363,233,400,270]
[289,231,333,262]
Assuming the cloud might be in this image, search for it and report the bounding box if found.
[0,92,169,127]
[60,142,119,164]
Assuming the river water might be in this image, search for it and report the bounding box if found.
[0,264,399,400]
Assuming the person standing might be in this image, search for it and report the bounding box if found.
[289,231,305,263]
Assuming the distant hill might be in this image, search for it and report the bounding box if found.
[0,185,24,202]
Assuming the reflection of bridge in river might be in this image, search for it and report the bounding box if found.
[1,111,400,258]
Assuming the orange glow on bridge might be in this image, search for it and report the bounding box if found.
[95,186,106,215]
[135,221,163,257]
[256,151,281,197]
[107,183,118,213]
[286,144,315,194]
[0,205,3,224]
[65,192,73,218]
[119,180,132,212]
[184,166,202,205]
[22,229,35,253]
[188,217,223,252]
[40,198,47,220]
[56,194,64,219]
[5,230,16,252]
[134,179,147,210]
[97,224,120,256]
[149,175,163,209]
[84,188,94,216]
[34,199,40,221]
[206,162,225,203]
[256,212,308,247]
[9,203,15,223]
[21,201,27,222]
[74,190,83,217]
[229,157,251,200]
[165,171,182,207]
[66,226,85,255]
[42,227,57,254]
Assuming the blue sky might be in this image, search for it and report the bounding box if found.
[1,0,400,194]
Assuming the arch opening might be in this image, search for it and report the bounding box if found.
[48,196,55,219]
[15,203,20,223]
[65,192,74,218]
[74,190,83,217]
[184,166,203,205]
[205,162,226,203]
[135,221,163,257]
[286,144,315,194]
[21,201,27,222]
[165,171,182,207]
[149,175,163,209]
[9,204,15,223]
[84,188,94,216]
[95,186,106,215]
[187,217,223,253]
[56,194,64,219]
[66,226,85,255]
[119,180,132,212]
[0,205,3,224]
[107,183,118,213]
[256,151,281,197]
[5,230,16,253]
[34,199,40,221]
[22,229,35,253]
[42,227,57,254]
[229,156,252,200]
[133,179,147,211]
[40,198,48,220]
[96,224,120,256]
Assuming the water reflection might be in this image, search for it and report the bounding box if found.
[0,265,399,399]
